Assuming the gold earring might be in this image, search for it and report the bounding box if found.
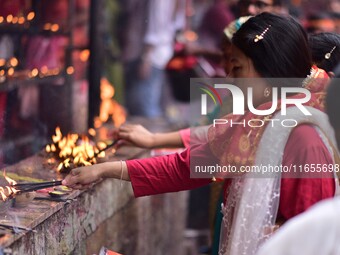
[264,87,271,97]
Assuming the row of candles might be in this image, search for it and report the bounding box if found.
[0,127,112,202]
[0,66,75,84]
[46,127,113,173]
[0,127,110,201]
[0,12,61,33]
[0,49,89,70]
[0,48,89,83]
[0,113,122,203]
[0,12,35,25]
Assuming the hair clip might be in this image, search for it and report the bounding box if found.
[325,46,336,59]
[254,25,271,43]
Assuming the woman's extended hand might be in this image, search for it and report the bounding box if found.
[118,124,155,148]
[62,161,130,190]
[61,164,103,190]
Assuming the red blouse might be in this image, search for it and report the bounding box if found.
[127,125,335,221]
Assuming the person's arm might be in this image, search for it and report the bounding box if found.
[127,146,214,197]
[61,161,130,190]
[118,124,210,149]
[118,124,184,148]
[62,143,215,196]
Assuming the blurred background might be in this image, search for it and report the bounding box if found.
[0,1,338,254]
[0,0,338,166]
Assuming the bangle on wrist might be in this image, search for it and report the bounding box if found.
[120,160,123,187]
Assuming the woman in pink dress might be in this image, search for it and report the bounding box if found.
[63,13,339,255]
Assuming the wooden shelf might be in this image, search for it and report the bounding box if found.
[0,72,68,92]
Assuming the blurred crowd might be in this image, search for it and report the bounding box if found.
[117,0,340,122]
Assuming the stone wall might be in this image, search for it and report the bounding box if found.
[8,179,188,255]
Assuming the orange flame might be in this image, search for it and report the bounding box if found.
[94,78,126,128]
[47,127,109,172]
[0,171,19,201]
[52,126,63,143]
[88,128,96,137]
[57,162,64,172]
[0,187,7,201]
[4,171,17,186]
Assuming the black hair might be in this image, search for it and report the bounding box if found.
[309,32,340,72]
[326,64,340,129]
[232,12,311,82]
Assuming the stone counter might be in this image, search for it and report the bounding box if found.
[0,136,188,255]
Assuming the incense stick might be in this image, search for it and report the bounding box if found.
[16,181,62,193]
[13,180,62,188]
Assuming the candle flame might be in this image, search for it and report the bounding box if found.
[88,128,96,137]
[80,49,90,62]
[0,171,19,201]
[31,68,39,77]
[6,15,13,23]
[47,127,110,173]
[12,17,18,24]
[10,57,18,67]
[52,126,62,143]
[18,17,25,24]
[7,68,14,76]
[0,188,7,201]
[95,78,126,128]
[66,66,74,75]
[27,12,35,21]
[41,66,48,74]
[4,171,17,186]
[50,24,59,32]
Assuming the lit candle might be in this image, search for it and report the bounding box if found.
[51,24,59,32]
[66,66,74,75]
[27,12,35,21]
[12,17,18,24]
[6,15,13,23]
[9,57,18,67]
[18,17,25,24]
[31,68,39,77]
[7,68,14,76]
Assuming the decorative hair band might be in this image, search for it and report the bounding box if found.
[223,16,252,40]
[325,46,336,59]
[254,25,271,43]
